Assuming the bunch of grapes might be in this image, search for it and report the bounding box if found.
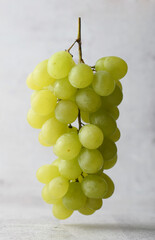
[26,19,127,220]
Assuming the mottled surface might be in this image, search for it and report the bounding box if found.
[0,0,155,239]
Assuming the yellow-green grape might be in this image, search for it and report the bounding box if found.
[79,124,104,149]
[76,87,101,112]
[33,60,55,88]
[53,132,81,160]
[104,154,117,170]
[92,71,115,96]
[81,175,108,199]
[108,106,120,120]
[81,111,90,123]
[27,108,54,129]
[117,80,122,90]
[53,77,77,99]
[26,73,41,90]
[109,127,121,142]
[31,90,57,116]
[102,85,123,107]
[95,56,128,81]
[43,84,54,92]
[41,185,62,204]
[68,94,76,102]
[90,109,116,137]
[31,91,39,102]
[67,126,78,134]
[48,51,75,79]
[55,100,78,124]
[48,176,69,199]
[51,158,61,167]
[101,173,115,198]
[38,132,52,147]
[36,164,60,184]
[59,158,82,180]
[69,63,93,88]
[40,117,67,145]
[63,182,87,210]
[79,206,95,215]
[52,202,73,220]
[78,148,104,174]
[86,198,102,210]
[99,138,117,162]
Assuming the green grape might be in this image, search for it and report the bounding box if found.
[41,185,62,204]
[31,91,39,102]
[92,71,115,96]
[43,84,54,93]
[99,138,117,161]
[96,167,104,176]
[26,73,41,90]
[36,164,60,184]
[59,158,82,180]
[53,132,81,160]
[67,126,78,134]
[69,63,93,88]
[108,106,120,120]
[95,56,128,80]
[81,111,90,123]
[90,109,116,137]
[53,77,77,99]
[52,202,73,220]
[76,87,101,112]
[33,60,55,88]
[48,176,69,199]
[86,198,102,210]
[68,94,76,102]
[109,127,121,142]
[27,108,54,129]
[48,51,75,79]
[38,132,52,147]
[102,85,123,107]
[79,124,104,149]
[78,148,103,174]
[117,80,122,90]
[79,206,95,215]
[55,100,78,124]
[31,90,57,116]
[101,173,115,198]
[41,117,67,145]
[81,175,108,199]
[51,158,61,167]
[63,182,87,210]
[104,154,117,169]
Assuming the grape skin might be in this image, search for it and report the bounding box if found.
[79,124,104,149]
[63,182,87,210]
[78,148,104,174]
[81,175,108,199]
[92,71,115,96]
[95,56,128,80]
[76,87,101,113]
[53,132,81,160]
[69,63,93,88]
[48,51,75,79]
[55,100,78,124]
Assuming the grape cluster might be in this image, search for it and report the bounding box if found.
[27,50,127,220]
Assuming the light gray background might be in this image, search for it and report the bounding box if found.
[0,0,155,239]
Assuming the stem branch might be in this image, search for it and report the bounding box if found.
[77,17,83,130]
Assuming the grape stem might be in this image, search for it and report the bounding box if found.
[66,17,84,64]
[67,17,83,131]
[77,17,83,130]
